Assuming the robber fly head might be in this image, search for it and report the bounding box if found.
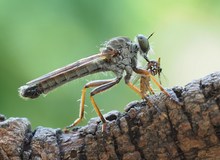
[136,33,154,62]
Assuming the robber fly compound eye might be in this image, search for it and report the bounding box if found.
[136,34,150,54]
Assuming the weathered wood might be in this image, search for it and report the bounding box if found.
[0,72,220,160]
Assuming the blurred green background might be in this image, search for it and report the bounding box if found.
[0,0,220,129]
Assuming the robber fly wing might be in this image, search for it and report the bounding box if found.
[26,53,110,85]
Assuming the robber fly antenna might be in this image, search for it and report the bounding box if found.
[147,32,154,40]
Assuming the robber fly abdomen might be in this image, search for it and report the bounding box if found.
[19,54,108,99]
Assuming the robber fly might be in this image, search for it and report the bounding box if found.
[19,33,170,130]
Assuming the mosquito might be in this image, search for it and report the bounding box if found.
[19,33,170,131]
[131,57,169,117]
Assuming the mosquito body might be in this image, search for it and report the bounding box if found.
[19,33,170,130]
[140,58,162,95]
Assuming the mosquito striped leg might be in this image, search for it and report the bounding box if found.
[66,79,115,129]
[147,85,155,95]
[134,68,170,97]
[140,76,155,95]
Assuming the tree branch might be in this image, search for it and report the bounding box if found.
[1,72,220,160]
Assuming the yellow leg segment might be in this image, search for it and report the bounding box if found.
[66,79,113,129]
[149,74,170,97]
[148,86,155,95]
[90,96,106,123]
[127,82,144,98]
[134,68,170,97]
[90,96,107,131]
[66,87,87,128]
[66,78,119,130]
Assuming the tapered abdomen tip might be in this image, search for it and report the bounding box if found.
[18,85,42,99]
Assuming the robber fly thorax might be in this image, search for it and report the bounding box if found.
[19,33,170,131]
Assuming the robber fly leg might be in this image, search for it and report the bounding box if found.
[90,78,121,131]
[127,80,168,119]
[126,80,155,108]
[126,82,144,98]
[134,68,170,97]
[66,79,115,129]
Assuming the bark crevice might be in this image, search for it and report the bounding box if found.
[165,103,186,160]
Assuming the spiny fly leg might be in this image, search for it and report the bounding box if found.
[89,78,121,132]
[66,79,114,130]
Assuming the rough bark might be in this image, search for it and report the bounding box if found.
[0,72,220,160]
